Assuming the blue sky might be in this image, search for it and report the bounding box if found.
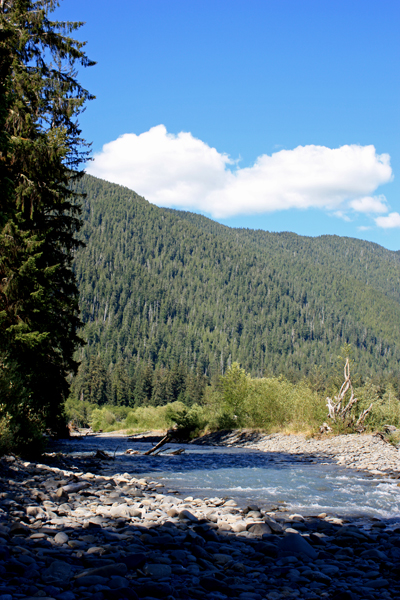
[55,0,400,250]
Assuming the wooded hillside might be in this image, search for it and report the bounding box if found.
[70,175,400,406]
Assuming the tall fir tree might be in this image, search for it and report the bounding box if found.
[0,0,94,450]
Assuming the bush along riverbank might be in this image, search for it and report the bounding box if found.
[1,453,400,600]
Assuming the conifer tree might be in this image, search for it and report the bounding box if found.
[0,0,94,450]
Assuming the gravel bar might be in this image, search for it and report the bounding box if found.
[192,431,400,478]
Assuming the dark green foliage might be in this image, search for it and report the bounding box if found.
[165,403,207,439]
[0,0,93,452]
[69,174,400,407]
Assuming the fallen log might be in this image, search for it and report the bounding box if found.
[143,433,172,455]
[154,447,171,456]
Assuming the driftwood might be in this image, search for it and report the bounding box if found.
[94,447,119,459]
[374,427,399,444]
[319,422,332,434]
[355,403,373,428]
[67,420,79,434]
[325,358,372,431]
[140,426,186,456]
[326,358,358,422]
[127,431,152,440]
[143,433,173,455]
[153,446,186,456]
[94,449,111,460]
[154,446,171,456]
[170,448,185,455]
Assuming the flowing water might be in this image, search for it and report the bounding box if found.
[52,435,400,521]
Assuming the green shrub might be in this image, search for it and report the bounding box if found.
[220,363,249,426]
[165,402,207,439]
[125,411,139,428]
[216,411,239,430]
[131,403,174,430]
[87,404,135,432]
[355,381,400,430]
[203,365,326,433]
[89,408,105,432]
[64,397,97,428]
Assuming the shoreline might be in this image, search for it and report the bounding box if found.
[1,449,400,600]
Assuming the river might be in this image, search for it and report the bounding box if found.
[51,434,400,522]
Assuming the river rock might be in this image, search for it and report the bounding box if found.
[76,563,128,579]
[278,532,318,559]
[247,523,272,535]
[42,560,73,584]
[61,482,91,494]
[247,510,263,519]
[360,548,389,560]
[135,582,172,598]
[26,506,46,519]
[122,553,146,569]
[109,504,132,518]
[53,488,69,500]
[54,532,69,544]
[212,553,232,565]
[178,509,198,522]
[74,575,108,586]
[264,517,283,533]
[232,521,247,533]
[108,575,130,589]
[243,505,260,513]
[9,521,29,535]
[143,563,172,578]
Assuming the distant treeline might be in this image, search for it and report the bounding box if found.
[68,350,400,415]
[70,356,208,407]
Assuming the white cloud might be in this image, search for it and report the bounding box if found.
[375,212,400,229]
[88,125,393,219]
[349,195,388,214]
[333,211,352,222]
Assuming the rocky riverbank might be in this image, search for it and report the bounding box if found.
[192,430,400,478]
[1,450,400,600]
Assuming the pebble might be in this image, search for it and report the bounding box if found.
[1,436,400,600]
[54,532,69,544]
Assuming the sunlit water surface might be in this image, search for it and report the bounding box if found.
[51,436,400,521]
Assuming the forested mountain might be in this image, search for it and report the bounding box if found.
[70,174,400,406]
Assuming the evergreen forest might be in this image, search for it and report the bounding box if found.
[69,175,400,410]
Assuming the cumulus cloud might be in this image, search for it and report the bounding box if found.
[375,212,400,229]
[349,195,388,214]
[88,125,393,219]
